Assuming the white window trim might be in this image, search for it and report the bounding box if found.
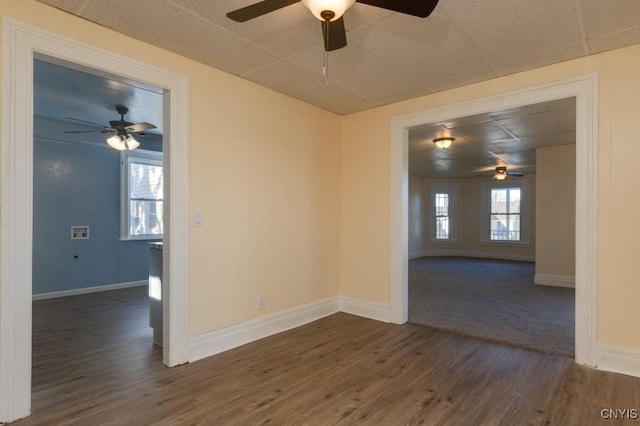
[120,149,163,241]
[480,179,530,246]
[429,183,457,242]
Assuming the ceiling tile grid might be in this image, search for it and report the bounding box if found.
[36,0,640,115]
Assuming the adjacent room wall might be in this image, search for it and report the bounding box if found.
[408,176,536,261]
[535,145,576,287]
[340,43,640,351]
[0,1,341,338]
[32,135,162,296]
[408,175,424,258]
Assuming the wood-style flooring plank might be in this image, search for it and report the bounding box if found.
[12,287,640,425]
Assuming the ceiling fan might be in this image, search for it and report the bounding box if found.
[227,0,440,51]
[65,104,158,151]
[492,166,524,180]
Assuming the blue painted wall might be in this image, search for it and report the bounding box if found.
[32,138,162,295]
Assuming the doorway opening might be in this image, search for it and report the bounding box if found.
[389,75,598,367]
[405,98,577,357]
[1,19,190,422]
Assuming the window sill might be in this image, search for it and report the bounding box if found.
[480,240,530,248]
[119,237,163,242]
[429,238,457,243]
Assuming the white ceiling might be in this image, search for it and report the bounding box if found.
[33,59,164,150]
[35,0,640,115]
[409,97,576,178]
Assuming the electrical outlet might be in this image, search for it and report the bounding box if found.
[258,295,266,311]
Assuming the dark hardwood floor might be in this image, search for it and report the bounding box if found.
[14,287,640,425]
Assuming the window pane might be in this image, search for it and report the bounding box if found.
[434,192,449,240]
[491,188,507,213]
[490,214,508,240]
[130,162,163,201]
[126,155,163,238]
[130,200,164,236]
[509,188,521,213]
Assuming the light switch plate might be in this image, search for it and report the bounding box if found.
[194,212,203,227]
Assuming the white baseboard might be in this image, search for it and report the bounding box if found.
[418,250,535,262]
[32,280,148,301]
[534,274,575,288]
[188,295,391,363]
[339,296,390,323]
[189,297,341,362]
[597,345,640,378]
[409,250,426,260]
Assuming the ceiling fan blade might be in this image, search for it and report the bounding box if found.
[322,17,347,51]
[356,0,439,18]
[125,122,157,133]
[65,117,109,129]
[64,130,113,134]
[507,171,524,177]
[227,0,299,22]
[135,132,162,139]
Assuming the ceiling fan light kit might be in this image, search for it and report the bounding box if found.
[493,167,508,180]
[226,0,440,53]
[65,104,157,151]
[433,136,454,149]
[302,0,355,20]
[106,134,140,151]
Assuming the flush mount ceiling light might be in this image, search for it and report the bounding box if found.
[433,137,454,149]
[106,134,140,151]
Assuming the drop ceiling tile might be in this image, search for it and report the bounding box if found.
[80,0,280,76]
[372,87,434,107]
[243,59,362,111]
[37,0,86,12]
[490,103,550,121]
[451,121,512,145]
[480,139,531,155]
[350,11,495,86]
[494,45,586,76]
[496,150,536,167]
[409,123,448,141]
[497,112,564,138]
[329,99,380,115]
[587,27,640,54]
[440,0,582,67]
[170,0,323,58]
[520,132,576,149]
[440,140,489,159]
[440,113,493,129]
[426,68,501,93]
[286,41,423,100]
[579,0,640,41]
[553,108,577,132]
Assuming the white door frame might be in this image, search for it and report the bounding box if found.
[1,18,190,422]
[389,75,598,367]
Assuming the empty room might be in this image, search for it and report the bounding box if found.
[2,1,640,424]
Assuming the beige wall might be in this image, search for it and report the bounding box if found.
[0,1,341,336]
[340,45,640,350]
[2,0,640,353]
[535,145,576,279]
[409,176,536,261]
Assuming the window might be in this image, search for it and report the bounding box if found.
[121,150,163,240]
[490,187,521,240]
[434,192,450,239]
[481,180,530,245]
[430,183,457,241]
